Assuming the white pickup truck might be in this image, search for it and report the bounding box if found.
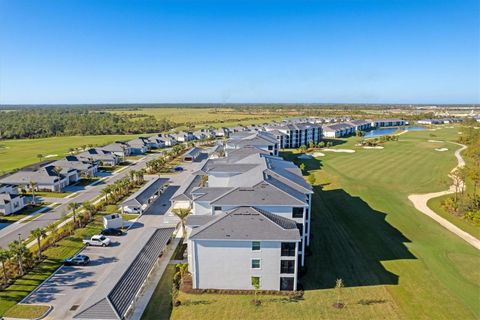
[83,235,111,247]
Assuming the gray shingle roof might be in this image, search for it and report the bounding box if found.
[185,215,216,227]
[122,177,169,208]
[211,181,307,206]
[189,207,300,241]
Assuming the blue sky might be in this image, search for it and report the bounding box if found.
[0,0,478,104]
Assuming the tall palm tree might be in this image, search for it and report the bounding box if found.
[68,202,80,227]
[0,248,11,286]
[172,208,190,237]
[199,175,208,187]
[8,240,27,276]
[29,181,37,205]
[129,170,136,182]
[82,201,95,222]
[52,166,63,191]
[101,185,112,202]
[30,228,47,260]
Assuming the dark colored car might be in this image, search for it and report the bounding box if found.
[64,255,90,266]
[174,166,184,172]
[101,228,124,236]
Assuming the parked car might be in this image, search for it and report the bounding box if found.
[83,235,111,247]
[174,166,184,172]
[101,228,124,236]
[64,254,90,266]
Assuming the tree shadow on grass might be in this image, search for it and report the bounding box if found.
[302,186,415,290]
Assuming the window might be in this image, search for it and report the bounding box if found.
[252,241,261,251]
[251,259,261,269]
[281,242,296,256]
[280,277,294,290]
[292,207,303,218]
[280,260,295,274]
[214,206,222,211]
[268,145,273,150]
[305,208,309,219]
[251,276,261,287]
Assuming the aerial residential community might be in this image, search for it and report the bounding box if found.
[0,1,479,320]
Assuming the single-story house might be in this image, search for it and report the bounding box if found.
[102,142,132,158]
[51,155,98,178]
[77,148,120,167]
[0,165,73,192]
[0,193,25,215]
[127,138,150,154]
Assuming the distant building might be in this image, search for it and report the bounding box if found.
[225,131,280,156]
[322,123,355,138]
[265,122,322,148]
[371,119,406,127]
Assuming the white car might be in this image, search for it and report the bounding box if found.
[83,235,111,247]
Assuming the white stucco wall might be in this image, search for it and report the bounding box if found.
[192,240,297,290]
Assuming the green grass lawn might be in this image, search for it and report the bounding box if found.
[427,195,480,239]
[171,127,480,320]
[3,304,50,319]
[141,265,176,320]
[0,134,142,173]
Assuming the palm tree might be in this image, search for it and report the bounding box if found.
[29,181,38,205]
[199,175,208,187]
[30,228,47,260]
[129,170,136,182]
[82,201,95,222]
[8,240,27,276]
[101,185,112,203]
[68,202,80,227]
[36,154,43,162]
[0,248,11,286]
[52,166,63,191]
[172,208,190,237]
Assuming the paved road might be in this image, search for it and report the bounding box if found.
[0,153,166,248]
[409,142,480,250]
[21,159,204,320]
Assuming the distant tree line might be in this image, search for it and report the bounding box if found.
[0,109,174,139]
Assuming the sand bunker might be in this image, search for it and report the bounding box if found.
[322,148,355,153]
[435,148,448,152]
[297,154,313,159]
[363,146,384,149]
[428,140,443,143]
[312,152,325,157]
[44,154,58,158]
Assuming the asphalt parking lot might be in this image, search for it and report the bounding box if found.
[22,159,203,319]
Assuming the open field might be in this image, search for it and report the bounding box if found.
[171,127,479,320]
[0,134,141,173]
[108,107,288,129]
